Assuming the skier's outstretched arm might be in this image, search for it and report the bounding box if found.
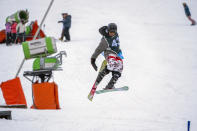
[58,20,63,23]
[91,38,108,71]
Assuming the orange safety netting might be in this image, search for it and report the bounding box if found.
[0,77,27,106]
[31,82,60,109]
[0,30,6,43]
[26,20,45,41]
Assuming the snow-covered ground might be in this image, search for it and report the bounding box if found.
[0,0,197,130]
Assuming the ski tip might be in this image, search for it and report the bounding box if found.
[124,86,129,89]
[88,98,93,101]
[88,94,93,101]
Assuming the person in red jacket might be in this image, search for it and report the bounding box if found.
[11,21,17,43]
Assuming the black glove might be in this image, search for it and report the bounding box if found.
[58,21,61,23]
[99,26,108,36]
[91,58,97,71]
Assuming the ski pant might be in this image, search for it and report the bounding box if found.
[16,33,26,44]
[61,27,70,41]
[6,32,11,45]
[11,33,16,43]
[187,16,196,25]
[96,66,121,86]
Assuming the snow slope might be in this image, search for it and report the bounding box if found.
[0,0,197,130]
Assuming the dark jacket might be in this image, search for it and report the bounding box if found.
[59,15,71,28]
[183,4,191,16]
[91,26,121,60]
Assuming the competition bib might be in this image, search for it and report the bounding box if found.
[107,54,123,73]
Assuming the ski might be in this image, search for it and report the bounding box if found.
[88,60,107,101]
[95,86,129,94]
[88,81,98,101]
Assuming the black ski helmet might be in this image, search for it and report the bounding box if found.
[107,23,117,32]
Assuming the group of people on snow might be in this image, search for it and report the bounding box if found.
[3,2,196,89]
[5,20,26,46]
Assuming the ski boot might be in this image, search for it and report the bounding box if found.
[104,83,115,90]
[104,72,121,90]
[104,77,116,90]
[64,40,70,42]
[59,38,63,41]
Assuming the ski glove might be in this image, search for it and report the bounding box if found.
[91,58,97,71]
[99,26,108,36]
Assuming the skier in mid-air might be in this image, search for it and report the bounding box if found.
[91,23,123,90]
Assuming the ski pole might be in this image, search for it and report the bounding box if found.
[15,0,54,78]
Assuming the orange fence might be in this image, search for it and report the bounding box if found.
[0,30,5,43]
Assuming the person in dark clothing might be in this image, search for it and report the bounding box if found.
[91,23,123,89]
[183,2,196,26]
[58,13,71,42]
[5,22,12,46]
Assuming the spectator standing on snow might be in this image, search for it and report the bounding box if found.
[11,21,17,43]
[58,13,71,42]
[183,2,196,26]
[16,20,26,44]
[5,22,12,46]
